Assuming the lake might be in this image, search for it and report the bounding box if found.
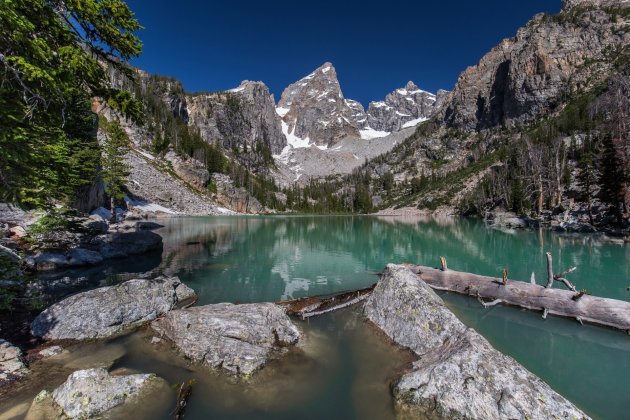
[2,215,628,419]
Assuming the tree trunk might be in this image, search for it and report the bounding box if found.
[110,196,117,224]
[404,264,630,333]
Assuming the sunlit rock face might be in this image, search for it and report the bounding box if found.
[151,302,300,375]
[441,3,630,131]
[366,81,439,133]
[277,62,363,148]
[365,264,589,419]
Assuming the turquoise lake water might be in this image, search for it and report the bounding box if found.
[157,215,630,419]
[2,215,628,419]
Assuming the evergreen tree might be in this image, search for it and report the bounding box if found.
[0,0,142,207]
[102,120,130,222]
[598,135,625,224]
[577,149,596,225]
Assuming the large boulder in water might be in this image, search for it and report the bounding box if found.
[32,277,196,341]
[26,368,169,419]
[365,264,588,420]
[151,303,300,375]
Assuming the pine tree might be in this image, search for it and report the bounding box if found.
[577,150,596,225]
[0,0,142,207]
[598,135,625,225]
[102,120,130,222]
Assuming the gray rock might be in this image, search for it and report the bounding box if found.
[442,5,630,131]
[38,345,66,359]
[0,339,28,382]
[26,248,103,271]
[212,174,264,214]
[135,221,164,230]
[165,151,210,191]
[187,80,287,158]
[365,264,589,419]
[49,368,164,419]
[32,276,195,340]
[366,81,440,132]
[486,211,530,229]
[151,302,300,375]
[90,207,112,222]
[82,215,109,234]
[94,230,163,259]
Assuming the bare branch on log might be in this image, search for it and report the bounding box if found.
[546,252,555,288]
[542,308,549,319]
[477,295,503,308]
[530,272,536,285]
[576,317,584,325]
[440,256,448,272]
[572,290,588,301]
[546,252,579,291]
[502,268,508,285]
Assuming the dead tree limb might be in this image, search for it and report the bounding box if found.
[545,252,578,291]
[172,380,194,420]
[477,296,503,308]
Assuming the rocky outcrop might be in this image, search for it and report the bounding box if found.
[442,3,630,130]
[32,276,195,340]
[27,368,168,419]
[165,151,210,191]
[0,339,28,382]
[25,230,162,271]
[366,81,439,132]
[277,62,363,147]
[212,174,264,214]
[151,303,300,375]
[187,80,287,157]
[124,150,223,215]
[365,264,588,419]
[92,230,163,259]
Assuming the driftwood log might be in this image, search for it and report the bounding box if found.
[404,262,630,333]
[277,286,375,319]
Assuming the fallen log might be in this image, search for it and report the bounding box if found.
[276,285,375,319]
[404,263,630,333]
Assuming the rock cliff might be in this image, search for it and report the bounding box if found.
[442,2,630,130]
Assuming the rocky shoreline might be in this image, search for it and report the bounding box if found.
[0,263,590,419]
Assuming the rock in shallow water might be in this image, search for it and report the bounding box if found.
[0,339,28,382]
[27,368,168,419]
[151,303,300,375]
[365,264,589,420]
[32,277,196,340]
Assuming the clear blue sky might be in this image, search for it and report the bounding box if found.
[127,0,561,106]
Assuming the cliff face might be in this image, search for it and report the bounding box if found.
[187,81,286,158]
[277,62,363,147]
[366,81,439,132]
[442,2,630,130]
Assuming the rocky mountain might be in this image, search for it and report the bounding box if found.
[366,81,440,132]
[276,62,363,148]
[187,81,286,159]
[275,63,446,148]
[442,0,630,130]
[361,0,630,220]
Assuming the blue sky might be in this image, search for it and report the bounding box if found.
[127,0,561,106]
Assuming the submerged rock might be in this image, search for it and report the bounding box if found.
[365,264,588,419]
[32,277,195,341]
[152,303,300,375]
[27,368,168,419]
[0,339,29,382]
